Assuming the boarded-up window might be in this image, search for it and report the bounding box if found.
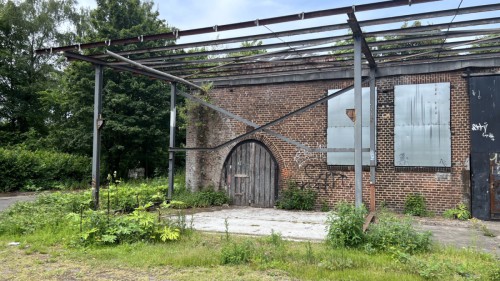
[394,83,451,167]
[327,88,375,166]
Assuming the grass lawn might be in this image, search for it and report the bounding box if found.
[0,181,499,280]
[1,229,499,280]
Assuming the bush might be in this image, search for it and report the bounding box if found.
[76,204,181,245]
[276,181,316,210]
[326,202,367,248]
[366,212,432,254]
[404,193,428,216]
[174,188,229,208]
[0,192,90,235]
[0,147,91,192]
[443,203,471,220]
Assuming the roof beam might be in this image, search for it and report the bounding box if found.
[347,12,376,68]
[91,3,500,58]
[105,17,500,66]
[36,0,439,55]
[105,50,204,92]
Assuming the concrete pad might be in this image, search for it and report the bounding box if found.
[190,207,329,241]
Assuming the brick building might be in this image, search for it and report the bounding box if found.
[186,65,500,220]
[43,1,500,220]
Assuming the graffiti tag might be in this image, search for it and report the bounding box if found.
[472,122,495,141]
[296,164,348,191]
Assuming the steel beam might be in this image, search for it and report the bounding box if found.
[169,78,370,152]
[105,50,205,92]
[91,65,104,210]
[106,17,500,67]
[369,69,376,185]
[177,90,366,153]
[168,83,177,201]
[354,35,363,208]
[369,68,376,212]
[36,0,439,54]
[348,12,376,68]
[91,3,500,59]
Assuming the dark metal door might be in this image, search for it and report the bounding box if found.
[222,140,278,207]
[469,75,500,220]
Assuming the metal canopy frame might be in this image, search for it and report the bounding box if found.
[36,0,500,207]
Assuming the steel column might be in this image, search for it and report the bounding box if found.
[369,68,377,212]
[354,35,363,208]
[91,64,103,210]
[168,83,177,201]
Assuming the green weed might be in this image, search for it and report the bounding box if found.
[276,180,316,210]
[404,193,428,216]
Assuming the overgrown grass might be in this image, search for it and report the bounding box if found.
[0,180,498,280]
[1,230,498,280]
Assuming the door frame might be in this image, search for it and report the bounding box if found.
[221,140,279,207]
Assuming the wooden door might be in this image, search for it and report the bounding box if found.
[222,140,278,207]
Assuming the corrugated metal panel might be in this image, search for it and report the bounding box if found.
[394,83,451,167]
[327,87,374,165]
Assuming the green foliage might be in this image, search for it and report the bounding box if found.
[470,218,496,237]
[404,193,428,216]
[276,181,316,210]
[220,240,255,265]
[443,203,471,221]
[174,188,229,208]
[48,0,178,178]
[0,0,79,145]
[320,200,330,212]
[228,40,266,57]
[0,192,90,236]
[366,213,432,254]
[76,204,180,245]
[326,202,367,248]
[0,147,91,192]
[104,180,168,212]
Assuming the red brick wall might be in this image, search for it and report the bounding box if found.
[186,70,473,214]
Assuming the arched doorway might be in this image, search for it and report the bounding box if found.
[222,140,279,207]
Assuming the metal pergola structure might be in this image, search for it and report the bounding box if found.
[37,0,500,208]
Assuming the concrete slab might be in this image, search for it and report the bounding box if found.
[190,207,329,241]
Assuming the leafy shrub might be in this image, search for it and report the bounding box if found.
[75,204,180,245]
[404,193,428,216]
[366,212,432,254]
[443,203,471,220]
[0,192,90,235]
[220,240,255,265]
[174,188,229,208]
[276,181,316,210]
[326,202,367,248]
[104,181,168,212]
[0,147,91,192]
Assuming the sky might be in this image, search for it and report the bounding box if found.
[76,0,500,47]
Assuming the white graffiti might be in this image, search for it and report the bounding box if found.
[491,153,500,164]
[293,143,326,168]
[472,122,495,141]
[471,89,481,100]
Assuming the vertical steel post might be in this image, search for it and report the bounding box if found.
[369,68,377,212]
[91,64,103,210]
[354,35,363,208]
[168,82,177,201]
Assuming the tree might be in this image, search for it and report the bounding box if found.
[57,0,176,178]
[0,0,79,146]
